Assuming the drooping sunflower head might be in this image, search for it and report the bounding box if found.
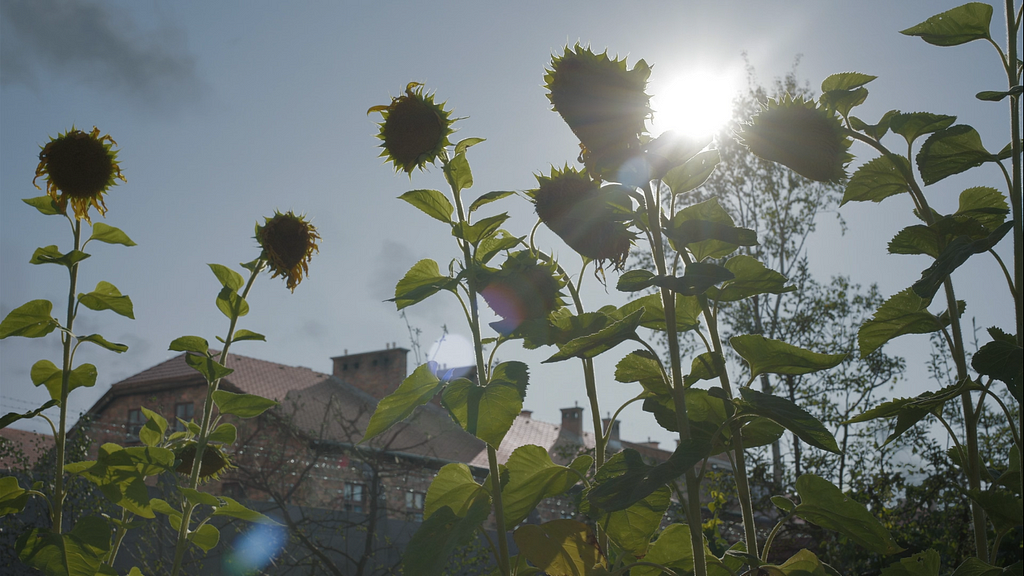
[175,442,232,482]
[739,95,852,183]
[530,166,634,271]
[33,126,125,223]
[369,82,455,174]
[545,44,652,179]
[256,211,321,292]
[481,251,564,336]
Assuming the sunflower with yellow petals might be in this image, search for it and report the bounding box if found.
[369,82,455,174]
[33,126,125,223]
[256,211,321,292]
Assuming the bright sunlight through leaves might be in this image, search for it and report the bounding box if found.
[650,69,739,139]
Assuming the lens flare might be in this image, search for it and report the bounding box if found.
[223,523,287,575]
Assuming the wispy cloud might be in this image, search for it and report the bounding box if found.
[0,0,202,109]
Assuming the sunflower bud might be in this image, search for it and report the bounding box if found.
[33,126,125,223]
[481,252,563,336]
[740,96,852,183]
[369,82,454,174]
[545,45,652,179]
[175,442,231,481]
[530,167,634,270]
[256,211,321,292]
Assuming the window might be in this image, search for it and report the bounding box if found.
[344,483,365,513]
[221,482,245,500]
[127,409,143,443]
[173,402,194,432]
[405,491,424,521]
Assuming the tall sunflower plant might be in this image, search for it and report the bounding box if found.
[0,127,322,576]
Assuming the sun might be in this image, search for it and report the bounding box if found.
[650,69,739,139]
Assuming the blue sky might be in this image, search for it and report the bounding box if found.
[0,0,1015,450]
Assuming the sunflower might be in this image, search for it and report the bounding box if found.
[740,95,852,183]
[530,166,634,270]
[33,126,125,223]
[175,442,232,481]
[545,45,652,179]
[256,211,321,292]
[368,82,454,174]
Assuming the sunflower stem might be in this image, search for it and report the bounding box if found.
[52,219,82,534]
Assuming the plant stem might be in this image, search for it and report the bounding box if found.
[53,219,82,534]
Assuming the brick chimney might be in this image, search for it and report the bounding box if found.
[332,347,408,400]
[602,416,621,453]
[559,404,584,442]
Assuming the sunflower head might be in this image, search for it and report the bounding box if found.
[33,126,125,223]
[368,82,455,174]
[175,442,232,481]
[481,252,564,336]
[256,211,321,292]
[545,45,652,179]
[740,95,852,183]
[530,166,634,271]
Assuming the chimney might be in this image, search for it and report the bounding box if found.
[559,404,584,441]
[332,347,409,400]
[602,415,621,453]
[520,410,533,419]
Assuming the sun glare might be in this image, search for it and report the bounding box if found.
[650,70,739,139]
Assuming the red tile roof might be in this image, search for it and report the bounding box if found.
[0,427,54,470]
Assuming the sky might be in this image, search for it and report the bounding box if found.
[0,0,1016,453]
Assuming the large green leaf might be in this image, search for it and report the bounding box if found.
[616,269,657,292]
[0,398,60,430]
[188,524,220,552]
[30,246,90,268]
[794,474,903,555]
[889,113,957,147]
[615,349,668,395]
[966,489,1023,534]
[208,263,244,291]
[587,441,710,512]
[845,380,967,446]
[362,363,443,442]
[513,520,605,576]
[707,255,794,302]
[652,263,735,296]
[77,334,128,353]
[212,390,277,418]
[738,388,840,453]
[442,379,521,447]
[491,360,529,401]
[78,281,135,319]
[399,189,454,224]
[663,149,720,195]
[956,186,1009,231]
[31,361,97,400]
[618,293,701,333]
[138,407,167,447]
[858,288,943,357]
[0,300,58,339]
[841,155,911,205]
[601,485,669,558]
[444,151,474,192]
[211,496,280,524]
[169,336,210,354]
[0,476,30,516]
[23,195,61,215]
[900,3,992,46]
[972,339,1023,401]
[544,308,644,363]
[469,190,515,214]
[631,523,727,576]
[16,516,110,576]
[917,125,992,185]
[764,549,834,575]
[392,259,456,310]
[209,422,237,444]
[822,72,877,92]
[670,197,744,261]
[185,354,234,383]
[684,352,724,387]
[453,213,510,246]
[88,223,136,246]
[950,558,1010,576]
[731,335,846,379]
[403,499,491,576]
[502,446,591,529]
[215,287,249,319]
[424,463,490,519]
[880,549,941,576]
[911,221,1012,299]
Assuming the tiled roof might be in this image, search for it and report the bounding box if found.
[468,415,598,468]
[0,427,54,470]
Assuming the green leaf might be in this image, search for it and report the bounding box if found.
[772,495,796,513]
[78,281,135,319]
[917,125,993,185]
[212,390,276,418]
[707,255,794,302]
[630,523,719,576]
[188,523,220,552]
[392,259,456,311]
[880,550,941,576]
[181,487,220,507]
[491,360,529,401]
[850,109,898,140]
[973,339,1022,401]
[149,498,180,517]
[424,463,490,519]
[399,189,454,224]
[665,219,757,256]
[601,485,669,557]
[30,245,91,268]
[588,441,710,512]
[845,379,967,445]
[858,288,943,357]
[78,334,128,353]
[618,293,701,333]
[453,213,510,246]
[208,263,243,291]
[212,496,280,524]
[821,72,877,92]
[185,354,234,383]
[169,336,210,354]
[362,362,443,442]
[900,3,992,46]
[615,349,666,391]
[616,269,657,292]
[684,352,724,387]
[794,474,903,555]
[966,489,1023,534]
[841,155,912,205]
[215,286,249,319]
[403,498,491,576]
[889,112,957,146]
[0,398,60,430]
[731,335,846,379]
[652,263,735,296]
[0,476,30,516]
[476,229,521,264]
[951,558,1009,576]
[663,149,720,195]
[454,137,485,155]
[209,422,237,444]
[670,197,744,261]
[502,445,590,529]
[738,388,841,453]
[138,407,167,447]
[88,222,136,246]
[544,308,643,363]
[820,87,869,118]
[23,196,61,215]
[976,89,1020,102]
[230,329,266,343]
[31,361,98,400]
[957,186,1009,231]
[442,379,521,447]
[513,520,605,576]
[17,516,110,576]
[444,151,474,192]
[912,221,1012,299]
[469,190,515,214]
[0,300,58,339]
[888,225,943,258]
